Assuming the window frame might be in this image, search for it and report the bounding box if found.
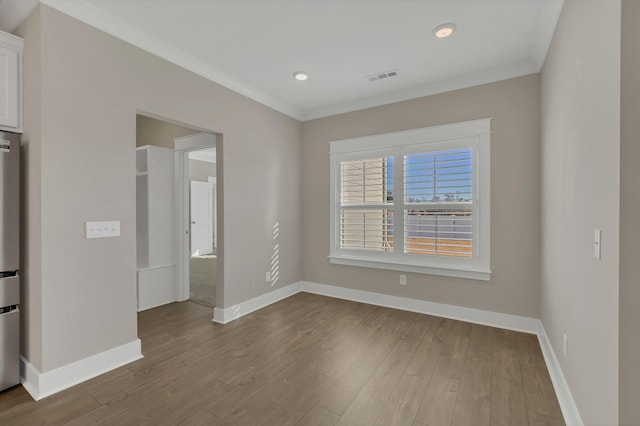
[329,118,492,281]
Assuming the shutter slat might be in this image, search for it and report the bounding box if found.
[340,208,394,252]
[403,147,474,259]
[341,157,392,205]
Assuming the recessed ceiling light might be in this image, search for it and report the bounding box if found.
[293,71,308,81]
[433,23,457,39]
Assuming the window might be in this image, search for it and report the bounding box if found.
[329,119,491,280]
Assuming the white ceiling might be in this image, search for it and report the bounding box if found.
[8,0,564,120]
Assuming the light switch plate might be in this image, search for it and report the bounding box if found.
[594,229,602,259]
[86,221,120,239]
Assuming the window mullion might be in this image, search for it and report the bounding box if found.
[472,141,481,267]
[392,150,404,259]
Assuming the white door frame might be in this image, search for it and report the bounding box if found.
[190,180,214,255]
[174,133,217,303]
[208,176,217,248]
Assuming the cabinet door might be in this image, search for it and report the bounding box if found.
[0,45,19,130]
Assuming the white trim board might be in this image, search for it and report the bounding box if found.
[215,280,583,425]
[537,329,584,426]
[20,339,143,401]
[301,281,536,333]
[301,281,582,425]
[13,279,582,423]
[213,283,303,324]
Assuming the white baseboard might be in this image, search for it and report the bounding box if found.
[14,279,582,423]
[179,278,582,424]
[296,281,582,425]
[20,339,143,401]
[212,282,302,324]
[537,329,584,425]
[299,281,541,334]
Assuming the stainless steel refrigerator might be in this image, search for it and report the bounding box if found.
[0,131,19,392]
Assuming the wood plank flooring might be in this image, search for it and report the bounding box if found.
[0,293,564,425]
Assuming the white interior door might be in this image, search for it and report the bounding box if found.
[190,181,213,256]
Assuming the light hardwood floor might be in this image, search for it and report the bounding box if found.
[0,293,564,425]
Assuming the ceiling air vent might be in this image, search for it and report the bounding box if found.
[367,69,398,82]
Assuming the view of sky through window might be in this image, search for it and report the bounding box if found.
[384,148,473,203]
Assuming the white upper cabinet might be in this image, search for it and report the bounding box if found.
[0,31,23,133]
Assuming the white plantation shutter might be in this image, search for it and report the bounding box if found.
[404,148,473,258]
[330,119,491,280]
[341,209,393,251]
[404,150,473,203]
[339,157,393,252]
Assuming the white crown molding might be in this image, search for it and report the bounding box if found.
[39,0,303,120]
[39,1,552,123]
[301,63,540,121]
[20,339,143,401]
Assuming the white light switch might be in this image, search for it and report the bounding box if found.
[594,229,602,259]
[86,221,121,239]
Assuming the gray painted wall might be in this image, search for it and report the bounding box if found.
[18,5,302,373]
[15,5,42,370]
[301,74,541,318]
[189,159,216,182]
[541,0,621,424]
[619,0,640,423]
[136,115,198,149]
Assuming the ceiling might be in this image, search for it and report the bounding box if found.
[0,0,40,32]
[4,0,564,121]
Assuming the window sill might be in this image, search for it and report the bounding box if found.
[328,255,491,281]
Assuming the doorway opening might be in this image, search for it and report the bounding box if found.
[174,133,219,310]
[187,148,217,307]
[135,114,220,313]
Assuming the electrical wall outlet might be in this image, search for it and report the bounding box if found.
[266,271,271,282]
[563,333,569,357]
[400,274,407,285]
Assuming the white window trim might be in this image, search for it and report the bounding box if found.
[329,118,492,281]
